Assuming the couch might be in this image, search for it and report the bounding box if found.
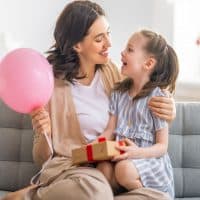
[0,101,200,199]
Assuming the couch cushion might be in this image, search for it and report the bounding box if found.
[0,100,39,191]
[0,190,9,198]
[169,102,200,198]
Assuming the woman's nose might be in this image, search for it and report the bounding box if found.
[105,35,111,48]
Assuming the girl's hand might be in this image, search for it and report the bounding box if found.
[30,107,51,135]
[112,138,139,162]
[148,94,176,122]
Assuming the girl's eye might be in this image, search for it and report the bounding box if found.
[128,47,134,52]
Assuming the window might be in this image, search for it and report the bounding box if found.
[172,0,200,101]
[174,0,200,84]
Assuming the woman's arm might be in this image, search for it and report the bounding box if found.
[112,127,168,161]
[30,107,52,166]
[148,96,176,122]
[97,114,117,141]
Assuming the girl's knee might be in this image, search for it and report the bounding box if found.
[114,160,140,186]
[114,160,129,182]
[115,160,129,175]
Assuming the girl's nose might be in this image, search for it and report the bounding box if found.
[121,50,125,57]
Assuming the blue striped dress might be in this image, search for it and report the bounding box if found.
[109,87,174,198]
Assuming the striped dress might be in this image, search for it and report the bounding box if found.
[109,87,174,198]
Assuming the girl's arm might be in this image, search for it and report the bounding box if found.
[113,127,168,161]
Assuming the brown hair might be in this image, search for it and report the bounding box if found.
[46,0,105,83]
[115,29,179,99]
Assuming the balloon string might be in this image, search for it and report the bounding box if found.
[44,132,53,154]
[31,132,53,185]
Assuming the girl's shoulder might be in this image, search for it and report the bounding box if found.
[110,90,120,99]
[149,87,167,98]
[110,90,128,101]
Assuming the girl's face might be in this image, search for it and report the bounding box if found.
[75,16,111,65]
[121,33,149,78]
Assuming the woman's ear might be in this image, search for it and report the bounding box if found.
[73,43,82,53]
[144,57,156,70]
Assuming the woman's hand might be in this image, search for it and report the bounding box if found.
[112,138,139,162]
[148,95,176,122]
[30,107,51,135]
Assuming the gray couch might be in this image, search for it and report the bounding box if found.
[0,101,200,200]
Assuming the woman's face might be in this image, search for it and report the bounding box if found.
[76,16,111,65]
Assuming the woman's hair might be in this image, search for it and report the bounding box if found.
[115,29,179,99]
[47,0,105,83]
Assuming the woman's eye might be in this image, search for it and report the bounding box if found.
[95,37,103,42]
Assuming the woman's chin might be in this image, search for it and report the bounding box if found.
[96,57,110,65]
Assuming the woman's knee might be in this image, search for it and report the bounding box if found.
[34,168,114,200]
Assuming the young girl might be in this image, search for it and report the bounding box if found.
[97,29,179,199]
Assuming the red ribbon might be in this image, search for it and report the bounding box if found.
[86,137,125,162]
[86,137,106,162]
[118,140,125,154]
[98,137,106,142]
[86,144,93,162]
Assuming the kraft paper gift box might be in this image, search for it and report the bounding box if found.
[72,137,125,165]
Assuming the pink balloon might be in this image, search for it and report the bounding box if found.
[0,48,54,113]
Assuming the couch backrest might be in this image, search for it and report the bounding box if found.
[0,100,38,191]
[169,102,200,198]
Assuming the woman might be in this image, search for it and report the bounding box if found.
[3,1,175,200]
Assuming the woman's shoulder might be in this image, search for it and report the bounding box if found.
[50,78,71,100]
[104,59,118,69]
[100,60,121,96]
[54,78,69,87]
[102,60,120,77]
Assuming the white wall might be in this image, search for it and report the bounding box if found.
[0,0,174,65]
[0,0,70,56]
[96,0,155,65]
[99,0,174,65]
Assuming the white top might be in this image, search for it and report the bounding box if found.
[71,70,109,142]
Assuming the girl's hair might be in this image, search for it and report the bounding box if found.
[46,0,105,83]
[115,29,179,99]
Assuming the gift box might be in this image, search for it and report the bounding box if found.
[72,137,125,165]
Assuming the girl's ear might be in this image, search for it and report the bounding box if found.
[144,56,156,70]
[73,42,82,53]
